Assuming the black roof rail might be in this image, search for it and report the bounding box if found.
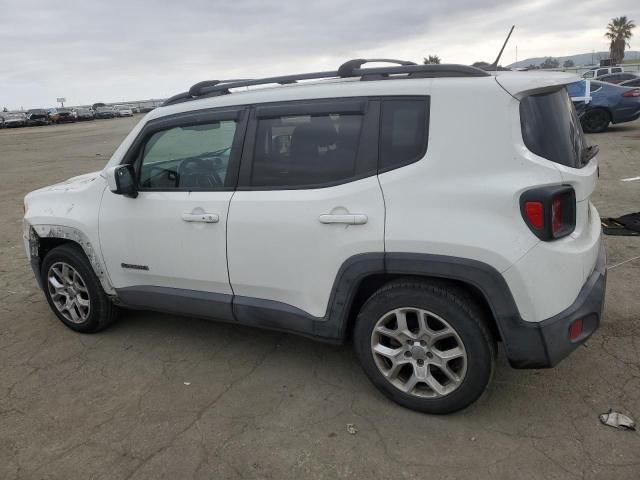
[162,59,490,106]
[337,58,417,77]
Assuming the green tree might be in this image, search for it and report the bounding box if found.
[606,16,636,64]
[539,57,559,69]
[563,59,575,68]
[472,61,491,69]
[423,55,441,65]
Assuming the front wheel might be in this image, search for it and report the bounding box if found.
[581,108,610,133]
[41,244,118,333]
[354,279,495,414]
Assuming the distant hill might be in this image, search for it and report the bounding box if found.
[508,51,640,68]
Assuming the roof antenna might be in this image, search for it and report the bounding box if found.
[491,25,515,70]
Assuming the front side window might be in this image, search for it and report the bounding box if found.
[251,113,362,187]
[597,69,608,76]
[611,67,622,73]
[520,88,589,168]
[139,120,237,189]
[379,99,429,171]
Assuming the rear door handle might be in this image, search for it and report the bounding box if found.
[318,214,368,225]
[181,213,219,223]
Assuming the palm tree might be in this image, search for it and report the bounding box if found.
[605,16,635,64]
[423,55,441,65]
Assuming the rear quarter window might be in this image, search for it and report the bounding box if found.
[379,98,429,171]
[520,88,588,168]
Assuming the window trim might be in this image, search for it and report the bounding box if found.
[120,106,248,192]
[377,96,430,174]
[237,97,379,191]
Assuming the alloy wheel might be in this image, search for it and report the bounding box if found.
[47,262,91,324]
[371,307,467,398]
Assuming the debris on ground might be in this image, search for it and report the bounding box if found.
[183,382,191,386]
[346,423,358,435]
[599,410,636,431]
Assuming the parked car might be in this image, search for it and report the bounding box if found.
[47,108,60,123]
[94,106,116,119]
[0,115,4,128]
[55,108,76,123]
[3,111,27,127]
[620,77,640,88]
[595,72,639,85]
[114,105,134,117]
[74,108,95,121]
[23,60,605,414]
[568,79,640,132]
[582,66,625,79]
[26,109,51,126]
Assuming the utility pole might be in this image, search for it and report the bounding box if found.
[515,45,518,64]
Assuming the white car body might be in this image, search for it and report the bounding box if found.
[23,62,606,378]
[114,105,134,117]
[582,66,625,79]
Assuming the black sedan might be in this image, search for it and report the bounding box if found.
[74,108,95,121]
[26,109,51,126]
[620,77,640,88]
[596,72,639,85]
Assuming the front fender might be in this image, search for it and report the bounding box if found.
[26,223,115,296]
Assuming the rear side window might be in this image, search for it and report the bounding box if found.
[597,69,608,76]
[520,89,588,168]
[379,99,429,171]
[251,113,362,187]
[611,67,622,73]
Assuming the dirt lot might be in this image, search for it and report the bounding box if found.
[1,117,639,479]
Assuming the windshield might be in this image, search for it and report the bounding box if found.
[520,87,592,168]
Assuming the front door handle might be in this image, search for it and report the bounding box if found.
[181,213,219,223]
[318,214,368,225]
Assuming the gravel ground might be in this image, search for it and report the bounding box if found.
[0,116,639,479]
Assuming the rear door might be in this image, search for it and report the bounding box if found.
[99,108,247,303]
[227,98,385,318]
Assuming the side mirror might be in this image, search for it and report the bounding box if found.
[105,165,137,198]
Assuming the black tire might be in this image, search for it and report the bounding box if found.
[353,279,496,414]
[41,243,118,333]
[581,108,610,133]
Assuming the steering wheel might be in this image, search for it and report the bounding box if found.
[177,157,223,188]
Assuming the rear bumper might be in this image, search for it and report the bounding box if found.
[612,105,640,124]
[505,243,607,368]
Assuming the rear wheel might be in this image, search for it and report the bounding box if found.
[581,108,610,133]
[354,279,495,414]
[41,244,118,333]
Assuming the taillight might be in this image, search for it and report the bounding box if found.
[520,186,576,240]
[524,202,544,229]
[622,88,640,97]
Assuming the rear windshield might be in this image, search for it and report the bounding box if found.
[519,88,589,168]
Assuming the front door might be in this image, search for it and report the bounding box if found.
[99,108,246,302]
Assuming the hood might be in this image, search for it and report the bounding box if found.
[33,171,102,194]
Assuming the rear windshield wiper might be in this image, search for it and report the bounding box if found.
[582,144,599,165]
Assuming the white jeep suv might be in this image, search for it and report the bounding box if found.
[23,59,606,413]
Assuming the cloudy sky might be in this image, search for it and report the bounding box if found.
[1,0,637,109]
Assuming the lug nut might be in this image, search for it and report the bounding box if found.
[426,352,434,359]
[404,351,412,357]
[417,359,424,366]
